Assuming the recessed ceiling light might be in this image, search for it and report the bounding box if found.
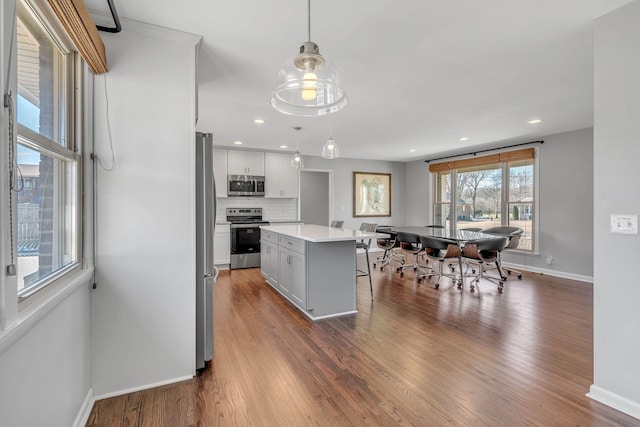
[528,119,542,124]
[233,141,243,145]
[409,149,416,153]
[280,145,288,149]
[254,119,265,124]
[459,137,469,141]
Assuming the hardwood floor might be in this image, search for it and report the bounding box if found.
[87,258,640,426]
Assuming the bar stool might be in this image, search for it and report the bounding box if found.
[356,223,377,300]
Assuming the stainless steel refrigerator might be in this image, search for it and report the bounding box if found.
[195,132,217,370]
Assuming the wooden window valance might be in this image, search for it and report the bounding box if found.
[428,148,534,173]
[46,0,108,74]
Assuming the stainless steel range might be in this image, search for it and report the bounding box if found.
[227,208,269,269]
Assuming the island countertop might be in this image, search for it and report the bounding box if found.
[261,224,389,243]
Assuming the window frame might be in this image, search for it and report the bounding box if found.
[15,0,83,302]
[431,148,539,254]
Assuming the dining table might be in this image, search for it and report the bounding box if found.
[385,226,501,242]
[382,226,506,288]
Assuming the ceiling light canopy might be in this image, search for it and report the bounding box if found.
[271,0,348,117]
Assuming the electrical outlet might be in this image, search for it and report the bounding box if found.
[610,214,638,235]
[546,254,553,265]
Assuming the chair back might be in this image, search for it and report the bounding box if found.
[483,226,523,250]
[330,220,344,228]
[358,223,378,249]
[462,237,509,261]
[420,236,461,258]
[376,227,397,249]
[461,227,482,232]
[396,231,420,245]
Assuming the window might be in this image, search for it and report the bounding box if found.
[15,0,81,298]
[431,149,536,252]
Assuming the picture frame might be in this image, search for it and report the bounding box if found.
[353,172,391,217]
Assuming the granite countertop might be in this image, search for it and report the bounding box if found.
[260,224,389,243]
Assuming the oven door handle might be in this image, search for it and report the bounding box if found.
[231,224,263,229]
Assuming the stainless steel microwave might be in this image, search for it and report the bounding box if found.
[228,175,265,196]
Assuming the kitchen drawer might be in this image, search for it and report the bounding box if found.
[261,229,279,245]
[279,235,306,255]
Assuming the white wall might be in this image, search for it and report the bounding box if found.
[405,127,595,279]
[303,156,407,230]
[0,284,92,426]
[590,0,640,419]
[0,1,93,425]
[91,22,201,398]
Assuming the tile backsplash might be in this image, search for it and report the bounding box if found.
[216,197,298,222]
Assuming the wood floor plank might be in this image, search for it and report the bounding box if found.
[87,258,640,426]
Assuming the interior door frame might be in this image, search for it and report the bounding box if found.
[298,169,334,225]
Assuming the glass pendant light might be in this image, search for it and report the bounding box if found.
[271,0,348,117]
[291,126,304,168]
[321,123,340,159]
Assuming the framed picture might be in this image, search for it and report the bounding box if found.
[353,172,391,217]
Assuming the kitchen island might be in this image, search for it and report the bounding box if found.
[260,224,389,320]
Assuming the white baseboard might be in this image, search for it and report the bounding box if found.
[73,388,95,427]
[93,375,193,401]
[501,262,593,283]
[587,385,640,421]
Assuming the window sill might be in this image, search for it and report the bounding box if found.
[0,267,94,357]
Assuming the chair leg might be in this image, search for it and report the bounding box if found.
[457,256,465,290]
[365,248,373,301]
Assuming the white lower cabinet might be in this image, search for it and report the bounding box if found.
[214,224,231,265]
[261,230,307,310]
[261,239,279,284]
[278,247,306,308]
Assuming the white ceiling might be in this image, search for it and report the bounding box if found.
[84,0,633,162]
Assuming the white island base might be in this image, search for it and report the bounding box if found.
[260,224,388,321]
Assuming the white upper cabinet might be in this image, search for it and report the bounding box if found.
[213,148,228,197]
[227,150,265,175]
[265,152,299,198]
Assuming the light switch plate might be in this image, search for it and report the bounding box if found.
[610,214,639,235]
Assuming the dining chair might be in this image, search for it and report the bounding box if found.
[330,220,344,228]
[461,237,509,293]
[356,223,378,300]
[395,231,430,277]
[482,226,524,279]
[373,227,404,271]
[418,236,463,289]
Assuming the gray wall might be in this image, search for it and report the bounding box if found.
[507,128,594,277]
[590,0,640,418]
[303,156,407,230]
[405,127,594,279]
[301,171,330,226]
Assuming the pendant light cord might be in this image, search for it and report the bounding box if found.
[307,0,311,42]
